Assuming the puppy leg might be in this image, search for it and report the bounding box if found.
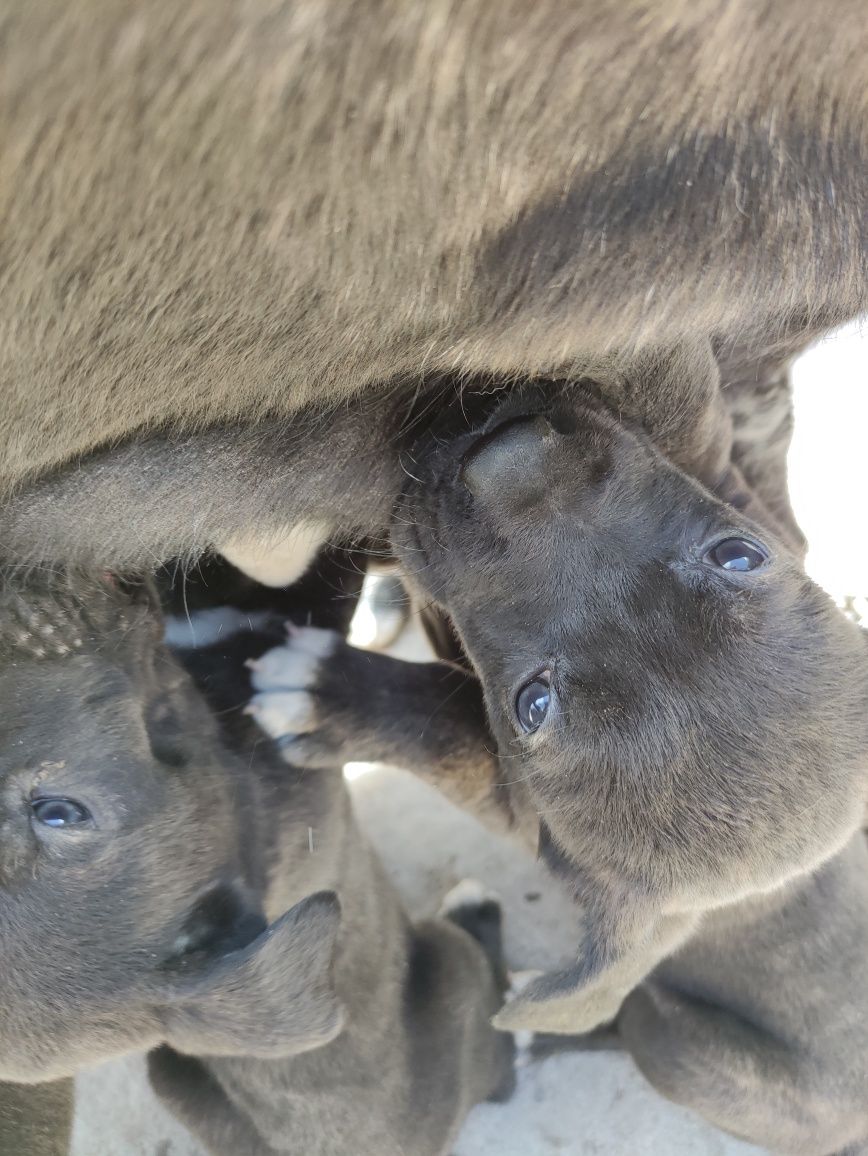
[0,1079,73,1156]
[494,906,698,1035]
[147,1046,272,1156]
[438,879,509,993]
[619,984,863,1156]
[247,628,513,834]
[408,904,517,1119]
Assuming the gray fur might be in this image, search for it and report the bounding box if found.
[0,344,738,571]
[0,1079,73,1156]
[0,0,865,561]
[0,2,866,1149]
[0,575,512,1154]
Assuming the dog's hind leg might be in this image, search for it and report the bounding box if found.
[0,394,407,573]
[618,984,865,1156]
[147,1047,274,1156]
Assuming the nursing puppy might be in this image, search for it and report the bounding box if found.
[0,572,344,1078]
[0,339,741,1151]
[248,380,868,1152]
[0,564,513,1155]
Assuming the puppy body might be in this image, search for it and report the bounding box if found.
[245,377,868,1151]
[0,564,512,1155]
[252,631,868,1151]
[620,833,868,1154]
[153,588,513,1156]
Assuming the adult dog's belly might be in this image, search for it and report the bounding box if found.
[1,0,865,501]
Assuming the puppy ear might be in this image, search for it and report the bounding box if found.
[162,891,344,1058]
[715,462,806,554]
[605,340,730,486]
[141,689,195,767]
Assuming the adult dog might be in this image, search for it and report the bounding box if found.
[0,0,865,573]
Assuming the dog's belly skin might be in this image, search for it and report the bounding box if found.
[220,522,333,588]
[1,0,866,500]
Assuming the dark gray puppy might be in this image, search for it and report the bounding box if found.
[0,568,513,1155]
[0,573,344,1074]
[246,383,868,1153]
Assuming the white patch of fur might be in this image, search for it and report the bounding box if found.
[164,607,271,650]
[220,521,331,588]
[438,878,501,917]
[248,689,317,739]
[248,627,338,691]
[504,969,546,1063]
[246,628,340,742]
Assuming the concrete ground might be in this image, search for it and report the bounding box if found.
[71,323,865,1156]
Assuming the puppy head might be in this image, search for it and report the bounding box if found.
[0,573,342,1080]
[394,372,868,922]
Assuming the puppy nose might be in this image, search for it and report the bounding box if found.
[460,415,556,502]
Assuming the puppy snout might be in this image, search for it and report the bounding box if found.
[460,415,556,505]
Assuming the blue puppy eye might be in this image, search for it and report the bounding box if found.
[31,798,91,829]
[705,537,768,572]
[515,677,551,734]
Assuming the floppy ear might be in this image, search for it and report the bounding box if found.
[601,340,730,487]
[162,891,345,1058]
[715,461,805,554]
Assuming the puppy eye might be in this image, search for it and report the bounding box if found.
[30,798,92,829]
[515,676,551,734]
[704,537,768,573]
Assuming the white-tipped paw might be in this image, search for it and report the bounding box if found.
[247,689,318,740]
[246,627,340,743]
[248,626,339,690]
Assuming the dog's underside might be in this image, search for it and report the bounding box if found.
[0,0,866,566]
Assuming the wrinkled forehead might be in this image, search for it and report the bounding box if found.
[523,396,703,511]
[509,451,720,576]
[0,653,148,759]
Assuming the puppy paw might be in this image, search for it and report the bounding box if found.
[493,974,629,1036]
[246,626,341,756]
[245,625,421,770]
